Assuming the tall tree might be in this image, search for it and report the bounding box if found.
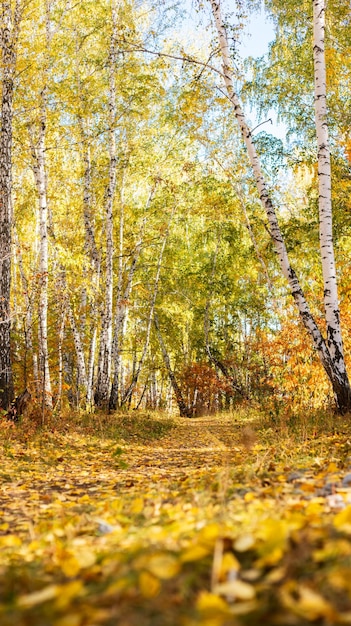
[0,0,21,409]
[208,0,351,412]
[27,0,54,408]
[312,0,350,407]
[94,0,119,408]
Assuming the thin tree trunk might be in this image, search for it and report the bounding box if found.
[56,309,65,411]
[0,0,21,409]
[29,117,53,409]
[95,0,119,407]
[66,301,88,401]
[79,128,100,407]
[108,166,126,410]
[13,227,39,395]
[82,143,100,268]
[87,327,97,409]
[27,0,54,409]
[154,312,192,417]
[209,0,351,412]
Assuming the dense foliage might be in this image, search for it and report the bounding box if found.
[1,0,351,415]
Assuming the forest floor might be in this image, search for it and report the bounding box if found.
[2,408,351,625]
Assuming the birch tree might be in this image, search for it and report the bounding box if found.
[94,0,119,408]
[0,0,22,409]
[208,0,351,413]
[27,0,54,409]
[312,0,350,406]
[29,120,53,408]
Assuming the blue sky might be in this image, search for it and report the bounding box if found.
[240,7,274,57]
[239,10,287,140]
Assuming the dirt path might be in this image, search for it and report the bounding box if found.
[111,415,253,498]
[0,415,251,540]
[2,413,351,626]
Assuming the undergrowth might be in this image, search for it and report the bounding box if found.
[0,407,176,445]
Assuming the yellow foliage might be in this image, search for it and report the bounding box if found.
[138,571,161,598]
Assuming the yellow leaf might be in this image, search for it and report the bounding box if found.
[60,556,80,578]
[55,581,84,610]
[181,544,211,562]
[305,500,324,516]
[327,462,338,473]
[197,591,231,615]
[256,519,288,566]
[220,552,240,577]
[139,571,161,598]
[281,582,335,621]
[131,498,144,514]
[105,578,131,595]
[17,585,58,607]
[264,567,286,584]
[199,523,221,542]
[299,482,316,493]
[73,548,96,569]
[334,506,351,533]
[213,579,256,601]
[244,492,255,502]
[0,535,22,547]
[147,553,181,579]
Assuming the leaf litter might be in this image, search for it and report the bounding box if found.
[2,412,351,625]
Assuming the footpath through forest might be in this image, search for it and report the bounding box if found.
[1,411,351,625]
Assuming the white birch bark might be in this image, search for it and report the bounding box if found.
[13,227,39,395]
[82,143,100,269]
[95,0,119,407]
[209,0,351,410]
[66,297,88,399]
[25,0,54,409]
[81,139,100,407]
[0,0,21,409]
[313,0,349,392]
[29,118,53,409]
[55,307,65,411]
[87,327,97,408]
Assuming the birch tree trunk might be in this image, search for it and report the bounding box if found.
[13,227,39,395]
[95,0,119,408]
[312,0,351,409]
[80,131,100,407]
[26,0,54,409]
[209,0,351,413]
[56,309,65,411]
[66,296,88,401]
[29,116,53,409]
[0,0,21,409]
